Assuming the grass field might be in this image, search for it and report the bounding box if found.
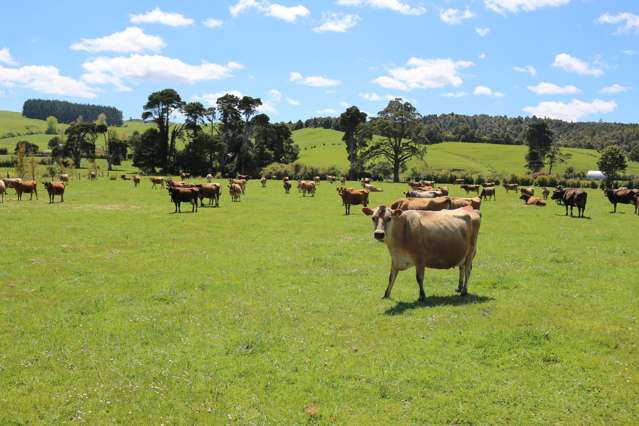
[1,178,637,423]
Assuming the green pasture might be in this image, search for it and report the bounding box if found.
[1,178,637,424]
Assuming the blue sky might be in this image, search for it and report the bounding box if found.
[1,0,638,123]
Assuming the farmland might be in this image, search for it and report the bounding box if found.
[1,178,637,424]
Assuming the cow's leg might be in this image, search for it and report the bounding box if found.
[457,264,465,293]
[61,193,64,203]
[416,265,426,302]
[383,266,399,299]
[461,259,473,296]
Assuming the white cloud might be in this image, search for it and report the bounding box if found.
[230,0,310,22]
[600,83,631,94]
[553,53,603,77]
[71,27,165,53]
[476,27,490,36]
[485,0,569,14]
[623,49,636,56]
[204,18,224,29]
[373,57,473,91]
[313,13,360,32]
[81,55,243,91]
[441,91,468,98]
[197,90,244,106]
[0,64,96,98]
[479,53,487,60]
[336,0,426,16]
[289,71,341,87]
[598,12,639,34]
[130,8,194,26]
[286,97,300,106]
[523,99,617,122]
[513,65,536,76]
[268,89,283,102]
[473,85,504,97]
[528,82,580,95]
[317,108,338,115]
[440,8,474,25]
[0,48,18,66]
[359,91,384,101]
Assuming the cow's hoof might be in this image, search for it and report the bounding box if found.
[459,291,468,297]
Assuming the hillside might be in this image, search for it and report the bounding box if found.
[292,128,639,177]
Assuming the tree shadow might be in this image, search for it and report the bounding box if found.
[384,293,494,316]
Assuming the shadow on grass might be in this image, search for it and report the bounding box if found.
[384,293,494,316]
[553,213,592,220]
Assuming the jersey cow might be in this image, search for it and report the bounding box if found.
[551,188,587,218]
[15,180,38,200]
[44,182,65,203]
[604,188,637,213]
[337,187,369,215]
[168,186,198,212]
[390,197,452,212]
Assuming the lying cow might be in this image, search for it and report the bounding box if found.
[450,197,481,210]
[121,174,131,181]
[44,182,65,203]
[454,178,465,185]
[520,193,546,206]
[551,188,587,218]
[337,187,369,215]
[362,205,481,300]
[15,180,38,201]
[460,184,480,194]
[390,196,451,212]
[480,187,496,201]
[168,186,198,212]
[363,183,383,192]
[197,183,221,207]
[604,188,637,213]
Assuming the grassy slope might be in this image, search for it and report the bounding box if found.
[293,128,639,176]
[0,179,637,423]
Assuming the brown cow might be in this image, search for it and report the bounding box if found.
[503,183,519,192]
[15,180,38,200]
[229,178,247,194]
[196,183,221,207]
[337,187,369,215]
[481,182,495,188]
[283,180,292,194]
[542,187,550,200]
[60,174,70,183]
[363,183,383,192]
[0,180,5,203]
[327,175,336,183]
[390,196,452,212]
[314,176,321,186]
[551,188,587,217]
[362,205,482,300]
[520,193,546,206]
[3,178,22,190]
[604,188,637,213]
[450,197,482,210]
[229,183,242,202]
[89,171,97,180]
[151,177,165,189]
[460,184,480,194]
[480,187,496,201]
[520,187,535,197]
[299,181,316,197]
[437,187,449,196]
[260,176,267,188]
[405,190,441,199]
[133,175,141,187]
[340,176,346,184]
[238,175,249,181]
[168,186,198,212]
[43,182,65,203]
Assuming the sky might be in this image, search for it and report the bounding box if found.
[0,0,638,123]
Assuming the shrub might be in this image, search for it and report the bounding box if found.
[0,148,8,155]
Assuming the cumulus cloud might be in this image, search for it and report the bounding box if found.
[373,57,473,91]
[230,0,310,22]
[286,97,301,106]
[513,65,536,76]
[71,27,165,53]
[484,0,569,14]
[289,71,341,87]
[473,85,504,97]
[81,55,243,91]
[313,13,360,32]
[440,91,468,98]
[479,53,487,60]
[0,64,96,98]
[0,48,18,66]
[523,99,616,122]
[600,83,631,94]
[440,8,473,25]
[130,8,194,26]
[598,12,639,34]
[553,53,603,77]
[476,27,490,36]
[336,0,426,16]
[528,82,580,95]
[203,18,224,29]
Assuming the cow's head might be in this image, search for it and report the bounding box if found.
[551,188,564,200]
[362,205,402,242]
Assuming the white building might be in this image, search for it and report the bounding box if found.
[586,170,606,180]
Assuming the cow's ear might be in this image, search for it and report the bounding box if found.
[391,209,403,217]
[362,207,374,216]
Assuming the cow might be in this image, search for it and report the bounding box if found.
[551,188,587,218]
[168,186,198,213]
[314,176,321,186]
[196,183,221,207]
[520,193,546,206]
[43,182,65,203]
[89,171,97,180]
[180,171,191,180]
[503,183,519,192]
[362,205,481,300]
[437,187,449,196]
[151,177,165,189]
[15,180,38,200]
[363,183,383,192]
[635,194,639,215]
[454,178,465,185]
[460,184,480,194]
[337,187,369,215]
[481,182,495,188]
[0,180,5,203]
[520,187,535,197]
[238,175,249,181]
[327,175,337,183]
[361,177,371,185]
[229,178,247,194]
[390,196,452,212]
[480,187,496,201]
[121,174,131,181]
[542,187,550,200]
[133,175,141,187]
[260,176,267,188]
[340,176,346,184]
[3,178,22,191]
[450,197,482,210]
[60,174,70,183]
[283,176,290,182]
[229,183,242,202]
[299,181,316,197]
[604,188,637,213]
[283,180,292,194]
[405,190,440,199]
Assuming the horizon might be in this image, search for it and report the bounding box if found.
[1,1,638,124]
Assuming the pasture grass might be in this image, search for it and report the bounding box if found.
[1,178,637,424]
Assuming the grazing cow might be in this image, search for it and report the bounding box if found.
[455,178,465,185]
[260,176,267,188]
[450,197,482,210]
[89,171,97,180]
[460,184,480,195]
[604,188,637,213]
[197,183,221,207]
[520,193,546,206]
[405,190,439,199]
[337,187,369,215]
[363,183,383,192]
[481,182,495,188]
[520,187,535,197]
[283,180,292,194]
[60,174,70,183]
[299,180,316,197]
[503,183,519,192]
[390,196,452,212]
[229,178,247,194]
[0,180,5,203]
[168,186,198,213]
[362,205,481,300]
[480,187,496,201]
[551,188,587,218]
[43,182,65,203]
[229,183,242,202]
[15,180,38,200]
[206,174,214,182]
[133,175,141,187]
[542,187,550,200]
[151,177,165,189]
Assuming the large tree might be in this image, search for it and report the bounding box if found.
[597,145,628,186]
[524,122,554,172]
[237,96,262,175]
[363,99,428,182]
[546,144,572,174]
[339,106,368,179]
[64,122,99,168]
[216,94,243,176]
[142,89,184,172]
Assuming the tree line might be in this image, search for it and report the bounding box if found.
[23,99,123,126]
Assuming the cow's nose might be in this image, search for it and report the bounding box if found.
[374,231,385,241]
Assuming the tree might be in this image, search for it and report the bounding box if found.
[597,145,628,186]
[14,141,39,155]
[339,106,368,179]
[363,99,429,182]
[96,113,110,170]
[237,96,262,175]
[64,122,99,168]
[629,144,639,163]
[216,94,243,176]
[131,129,162,172]
[525,122,553,172]
[546,144,572,174]
[142,89,184,172]
[46,116,58,135]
